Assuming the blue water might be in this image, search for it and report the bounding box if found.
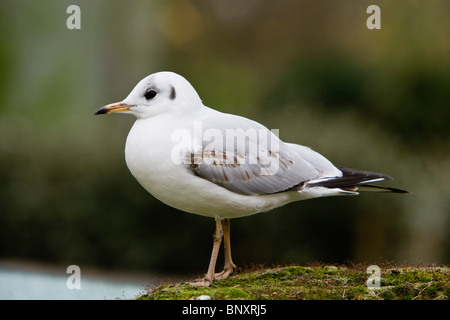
[0,267,147,300]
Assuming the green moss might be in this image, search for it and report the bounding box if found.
[137,265,449,300]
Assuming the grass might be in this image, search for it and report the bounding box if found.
[137,263,449,300]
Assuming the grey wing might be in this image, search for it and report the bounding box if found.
[186,138,336,196]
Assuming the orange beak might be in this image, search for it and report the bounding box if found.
[94,102,135,115]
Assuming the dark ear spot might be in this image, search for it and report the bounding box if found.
[170,86,176,100]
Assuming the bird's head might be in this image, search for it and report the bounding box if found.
[95,71,202,119]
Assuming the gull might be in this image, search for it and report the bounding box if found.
[95,71,408,286]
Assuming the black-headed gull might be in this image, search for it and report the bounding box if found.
[95,71,408,286]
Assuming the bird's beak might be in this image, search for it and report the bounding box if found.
[94,102,135,115]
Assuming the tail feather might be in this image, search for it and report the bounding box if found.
[307,166,409,194]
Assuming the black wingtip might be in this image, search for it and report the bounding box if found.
[360,185,411,194]
[308,166,409,194]
[336,166,392,181]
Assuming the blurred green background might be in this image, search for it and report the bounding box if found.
[0,0,449,276]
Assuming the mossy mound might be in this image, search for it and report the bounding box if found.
[137,264,449,300]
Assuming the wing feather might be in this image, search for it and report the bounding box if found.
[182,111,344,195]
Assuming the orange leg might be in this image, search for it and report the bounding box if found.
[215,219,237,280]
[188,218,237,287]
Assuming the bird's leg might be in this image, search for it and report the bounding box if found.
[187,218,223,287]
[215,219,237,280]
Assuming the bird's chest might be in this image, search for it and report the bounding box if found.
[124,120,196,197]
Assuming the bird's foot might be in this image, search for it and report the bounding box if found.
[185,263,237,287]
[214,262,237,281]
[185,277,213,287]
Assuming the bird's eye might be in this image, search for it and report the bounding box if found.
[144,89,157,100]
